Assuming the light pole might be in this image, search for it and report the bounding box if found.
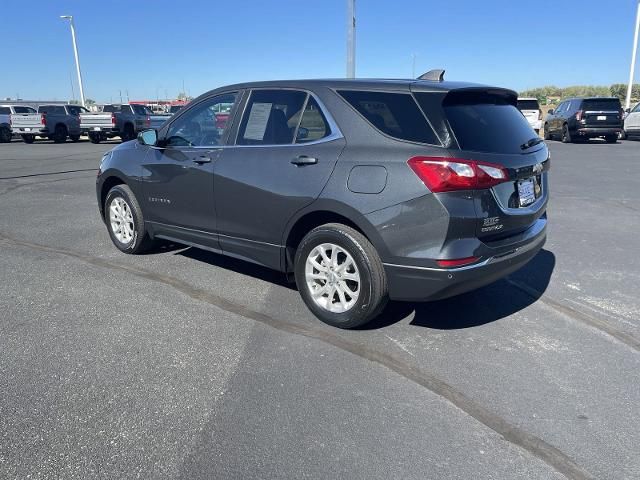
[346,0,356,78]
[60,15,86,107]
[626,1,640,110]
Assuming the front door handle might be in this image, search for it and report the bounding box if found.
[193,156,212,165]
[291,155,318,166]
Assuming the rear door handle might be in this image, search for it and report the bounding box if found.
[193,156,212,165]
[291,155,318,166]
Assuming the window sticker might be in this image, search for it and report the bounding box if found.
[243,102,272,140]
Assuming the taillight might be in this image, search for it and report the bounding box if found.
[407,156,508,193]
[436,257,480,268]
[41,114,46,125]
[111,113,116,126]
[575,110,583,121]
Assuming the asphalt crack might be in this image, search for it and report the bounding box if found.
[0,232,594,480]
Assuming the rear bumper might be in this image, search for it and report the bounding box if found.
[575,127,621,137]
[12,127,48,135]
[82,127,119,134]
[384,217,547,301]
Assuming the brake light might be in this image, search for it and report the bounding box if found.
[407,156,508,193]
[41,114,46,125]
[575,110,583,121]
[436,257,480,268]
[111,113,116,126]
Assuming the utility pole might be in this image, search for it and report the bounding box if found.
[626,0,640,110]
[60,16,86,107]
[412,53,417,78]
[69,71,76,102]
[119,90,123,103]
[346,0,356,78]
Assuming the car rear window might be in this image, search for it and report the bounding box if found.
[582,99,621,111]
[0,107,10,115]
[517,99,540,111]
[338,90,440,145]
[440,90,536,154]
[38,105,65,115]
[132,105,152,115]
[13,107,36,114]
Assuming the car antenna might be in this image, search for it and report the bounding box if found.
[417,69,445,82]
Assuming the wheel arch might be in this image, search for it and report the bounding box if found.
[99,175,128,220]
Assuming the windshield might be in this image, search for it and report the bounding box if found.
[517,99,540,111]
[582,99,621,111]
[440,91,536,154]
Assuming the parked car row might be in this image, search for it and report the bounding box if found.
[0,103,176,144]
[516,96,640,143]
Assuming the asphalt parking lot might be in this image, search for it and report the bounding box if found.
[1,137,639,479]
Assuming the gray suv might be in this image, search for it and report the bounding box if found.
[96,76,549,328]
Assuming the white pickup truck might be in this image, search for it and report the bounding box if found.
[80,104,170,143]
[0,105,37,142]
[11,104,86,143]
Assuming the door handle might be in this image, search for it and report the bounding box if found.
[291,155,318,166]
[193,156,212,165]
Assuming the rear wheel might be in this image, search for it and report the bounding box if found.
[605,135,617,144]
[53,124,67,143]
[69,134,81,142]
[543,124,552,140]
[104,184,156,254]
[561,124,572,143]
[89,132,101,144]
[619,130,627,140]
[294,223,388,329]
[0,126,11,143]
[21,134,35,144]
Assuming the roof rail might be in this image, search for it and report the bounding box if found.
[417,69,445,82]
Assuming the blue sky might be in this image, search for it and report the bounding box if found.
[3,0,639,102]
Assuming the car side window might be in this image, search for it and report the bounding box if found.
[555,102,566,115]
[632,103,640,113]
[236,89,307,145]
[295,96,331,143]
[0,107,10,115]
[166,93,237,147]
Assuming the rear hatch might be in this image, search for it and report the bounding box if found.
[420,88,549,241]
[581,98,622,128]
[80,113,115,129]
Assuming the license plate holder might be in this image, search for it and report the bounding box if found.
[597,115,607,121]
[24,128,31,132]
[517,178,536,207]
[93,127,102,131]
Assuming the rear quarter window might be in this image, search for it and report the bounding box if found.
[337,90,440,145]
[440,91,537,154]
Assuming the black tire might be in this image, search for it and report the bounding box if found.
[0,126,11,143]
[89,132,101,144]
[104,184,156,254]
[294,223,388,329]
[605,135,617,144]
[121,124,135,142]
[69,134,81,142]
[543,124,552,140]
[22,134,35,144]
[53,124,67,143]
[561,124,572,143]
[619,130,627,140]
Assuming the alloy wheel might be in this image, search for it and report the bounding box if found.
[109,196,135,244]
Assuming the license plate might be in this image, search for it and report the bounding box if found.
[93,127,101,131]
[517,178,536,207]
[23,128,31,132]
[597,115,607,120]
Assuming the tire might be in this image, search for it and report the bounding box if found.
[605,135,617,144]
[104,184,156,254]
[121,124,135,142]
[69,134,81,142]
[294,223,388,329]
[53,124,67,143]
[543,124,552,140]
[89,132,101,144]
[22,134,35,144]
[0,126,11,143]
[534,128,540,135]
[561,124,572,143]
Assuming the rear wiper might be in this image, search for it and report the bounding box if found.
[520,137,544,150]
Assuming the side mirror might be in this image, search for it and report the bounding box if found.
[296,127,309,140]
[138,128,158,146]
[547,109,554,115]
[625,108,631,113]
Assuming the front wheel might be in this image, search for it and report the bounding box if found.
[561,124,572,143]
[22,134,35,144]
[69,134,81,142]
[104,184,156,254]
[294,223,388,329]
[543,125,552,140]
[53,124,67,143]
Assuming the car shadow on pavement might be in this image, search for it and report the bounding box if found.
[361,249,556,330]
